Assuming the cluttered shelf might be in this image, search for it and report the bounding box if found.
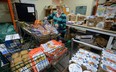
[66,24,116,49]
[70,24,116,36]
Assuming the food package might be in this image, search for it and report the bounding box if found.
[29,47,49,72]
[40,40,64,52]
[99,49,116,72]
[37,25,50,35]
[32,20,42,29]
[0,44,9,55]
[41,40,67,61]
[86,16,105,27]
[31,20,50,35]
[44,24,58,34]
[86,18,97,27]
[69,63,82,72]
[34,20,42,25]
[77,15,86,21]
[12,53,20,59]
[94,36,107,47]
[96,17,105,22]
[20,50,28,55]
[96,22,105,29]
[11,50,31,72]
[69,49,100,72]
[104,20,113,30]
[30,28,42,36]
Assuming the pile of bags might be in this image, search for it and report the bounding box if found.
[30,20,58,36]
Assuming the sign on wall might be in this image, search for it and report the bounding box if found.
[75,6,87,15]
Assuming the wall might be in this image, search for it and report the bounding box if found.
[92,0,106,7]
[98,0,106,4]
[63,0,106,16]
[0,2,11,22]
[63,0,94,16]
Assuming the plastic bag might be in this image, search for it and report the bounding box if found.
[0,23,16,43]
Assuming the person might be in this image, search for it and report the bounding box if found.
[45,5,67,38]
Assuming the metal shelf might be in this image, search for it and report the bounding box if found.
[67,25,116,49]
[72,38,103,51]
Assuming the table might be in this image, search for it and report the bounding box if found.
[67,24,116,49]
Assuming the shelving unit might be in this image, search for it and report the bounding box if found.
[67,24,116,49]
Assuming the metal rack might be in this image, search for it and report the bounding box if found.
[70,38,103,58]
[67,24,116,50]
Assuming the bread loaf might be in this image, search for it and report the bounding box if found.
[22,54,29,59]
[12,53,19,59]
[14,57,22,64]
[20,50,28,56]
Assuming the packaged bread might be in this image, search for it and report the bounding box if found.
[23,58,31,65]
[42,30,50,35]
[11,63,15,72]
[12,53,20,59]
[20,50,28,56]
[25,64,31,68]
[14,57,22,64]
[37,25,45,30]
[15,62,24,68]
[22,54,29,59]
[34,20,42,25]
[32,20,43,29]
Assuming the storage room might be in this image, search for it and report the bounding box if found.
[0,0,116,72]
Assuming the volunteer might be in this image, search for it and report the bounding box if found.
[45,5,67,38]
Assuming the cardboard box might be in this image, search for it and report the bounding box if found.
[104,21,113,30]
[77,16,86,21]
[86,18,97,27]
[68,14,77,22]
[86,16,105,27]
[96,17,105,22]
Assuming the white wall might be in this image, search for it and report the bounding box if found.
[63,0,106,16]
[98,0,106,4]
[63,0,94,16]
